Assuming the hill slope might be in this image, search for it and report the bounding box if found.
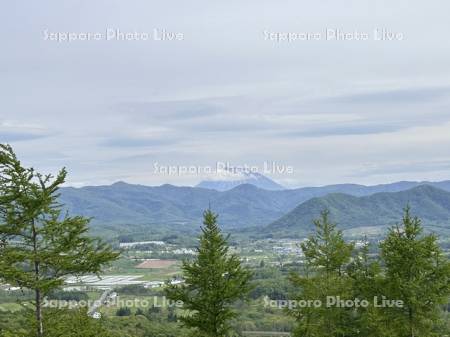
[266,185,450,236]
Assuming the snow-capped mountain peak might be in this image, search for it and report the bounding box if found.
[196,167,284,191]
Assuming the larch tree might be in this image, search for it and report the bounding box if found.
[347,240,395,337]
[0,144,119,337]
[288,210,355,337]
[380,207,450,337]
[165,209,252,337]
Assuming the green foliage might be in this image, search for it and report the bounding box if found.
[102,314,189,337]
[301,210,354,276]
[0,144,119,336]
[165,209,253,337]
[116,306,132,316]
[289,210,355,337]
[135,307,145,316]
[0,308,120,337]
[47,290,89,301]
[41,308,119,337]
[347,240,395,337]
[380,206,450,337]
[288,208,450,337]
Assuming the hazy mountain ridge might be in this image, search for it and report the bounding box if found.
[59,180,450,230]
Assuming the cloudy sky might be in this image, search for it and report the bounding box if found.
[1,1,450,188]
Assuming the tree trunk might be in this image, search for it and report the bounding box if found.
[35,288,43,337]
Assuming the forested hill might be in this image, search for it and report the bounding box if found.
[266,185,450,237]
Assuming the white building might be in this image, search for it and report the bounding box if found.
[92,312,102,319]
[143,281,165,288]
[119,241,165,248]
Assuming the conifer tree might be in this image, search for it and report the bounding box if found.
[165,209,252,337]
[347,240,395,337]
[380,207,450,337]
[288,210,355,337]
[0,144,119,337]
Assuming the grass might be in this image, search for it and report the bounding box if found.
[0,302,26,312]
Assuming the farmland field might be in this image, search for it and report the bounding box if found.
[136,259,177,269]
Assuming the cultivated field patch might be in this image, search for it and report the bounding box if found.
[135,259,177,269]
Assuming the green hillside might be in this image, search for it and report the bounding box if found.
[266,185,450,237]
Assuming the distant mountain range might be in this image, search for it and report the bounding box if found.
[266,185,450,237]
[59,180,450,233]
[196,168,284,191]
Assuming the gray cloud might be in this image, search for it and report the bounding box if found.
[327,87,450,105]
[0,131,49,142]
[102,137,177,148]
[110,86,450,138]
[115,99,226,121]
[0,121,53,142]
[279,123,403,138]
[352,160,450,177]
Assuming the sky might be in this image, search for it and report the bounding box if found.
[1,1,450,188]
